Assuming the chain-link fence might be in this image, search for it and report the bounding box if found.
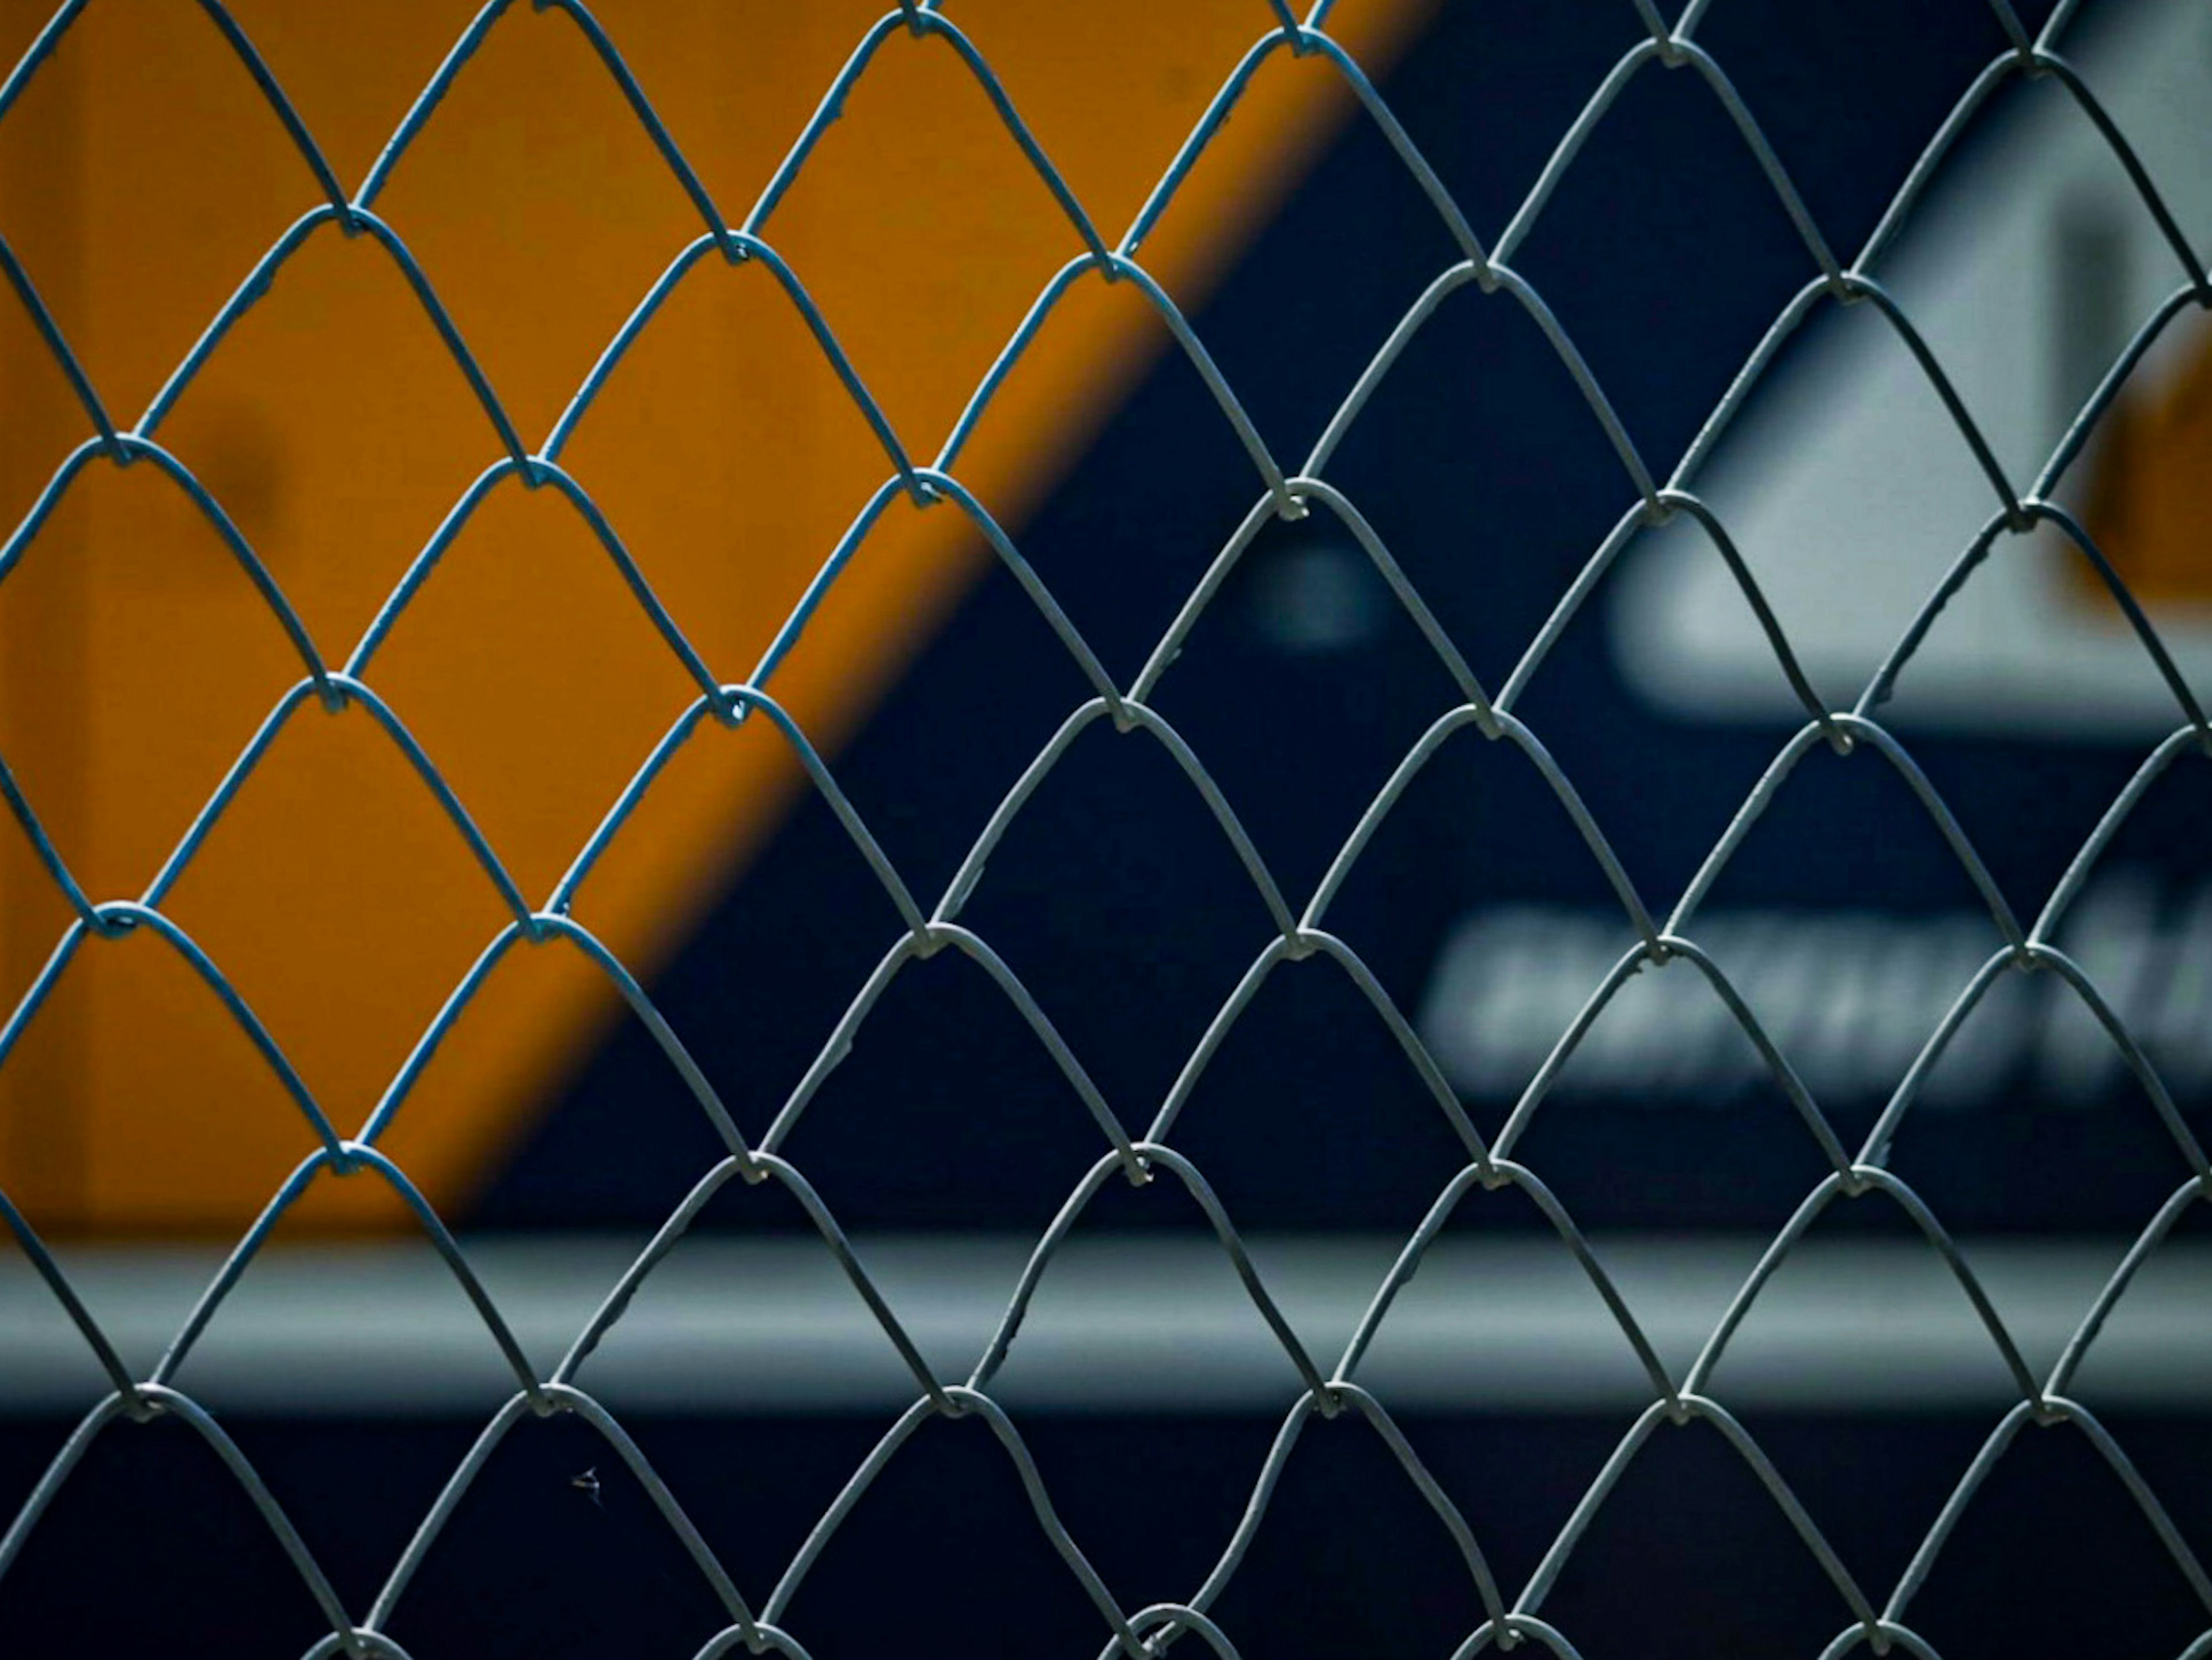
[1,0,2209,1655]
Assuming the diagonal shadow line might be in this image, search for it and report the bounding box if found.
[78,45,2168,1275]
[944,22,1487,485]
[0,0,2176,845]
[1119,29,1388,266]
[0,0,1654,1111]
[933,247,1293,504]
[743,477,912,690]
[571,7,1454,502]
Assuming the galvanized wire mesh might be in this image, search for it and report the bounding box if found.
[1,0,2209,1656]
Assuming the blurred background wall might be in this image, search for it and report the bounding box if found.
[2,0,2210,1655]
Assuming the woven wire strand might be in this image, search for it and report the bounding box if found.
[0,1,2209,1656]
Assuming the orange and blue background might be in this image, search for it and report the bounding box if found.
[1,0,2208,1654]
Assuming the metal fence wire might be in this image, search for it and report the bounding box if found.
[1,0,2210,1655]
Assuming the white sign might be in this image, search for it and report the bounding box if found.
[1611,0,2212,738]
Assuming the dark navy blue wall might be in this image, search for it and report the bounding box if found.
[483,0,2205,1240]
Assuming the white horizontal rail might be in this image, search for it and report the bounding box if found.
[3,1234,2203,1416]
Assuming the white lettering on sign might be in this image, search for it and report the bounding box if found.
[1415,878,2212,1109]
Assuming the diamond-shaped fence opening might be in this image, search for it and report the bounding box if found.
[0,0,2209,1656]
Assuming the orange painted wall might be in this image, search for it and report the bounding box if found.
[0,0,1433,1233]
